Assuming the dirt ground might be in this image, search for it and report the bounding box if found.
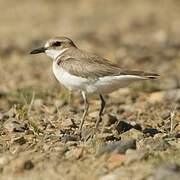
[0,0,180,179]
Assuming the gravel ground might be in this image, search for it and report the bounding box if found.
[0,0,180,180]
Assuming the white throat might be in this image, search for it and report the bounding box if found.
[45,48,68,60]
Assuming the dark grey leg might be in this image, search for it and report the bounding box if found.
[95,94,106,128]
[79,91,89,131]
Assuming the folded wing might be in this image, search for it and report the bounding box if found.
[58,57,159,80]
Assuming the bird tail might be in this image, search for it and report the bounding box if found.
[124,70,160,80]
[143,72,160,80]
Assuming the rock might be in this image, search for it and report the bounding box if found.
[159,78,179,90]
[148,89,180,104]
[98,133,120,141]
[65,141,78,147]
[175,133,180,138]
[174,124,180,133]
[153,164,180,180]
[148,91,165,103]
[129,122,142,131]
[23,160,34,170]
[59,132,77,143]
[99,174,117,180]
[97,139,136,156]
[153,140,171,151]
[101,127,113,133]
[65,147,85,160]
[108,154,125,162]
[161,111,171,120]
[165,89,180,102]
[115,120,133,134]
[104,114,118,126]
[0,155,12,167]
[121,129,143,140]
[143,128,160,136]
[61,118,77,128]
[107,154,125,170]
[125,149,149,165]
[12,136,27,145]
[4,118,28,133]
[153,29,167,43]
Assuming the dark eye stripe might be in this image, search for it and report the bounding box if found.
[53,41,61,46]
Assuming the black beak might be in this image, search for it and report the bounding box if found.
[30,47,46,54]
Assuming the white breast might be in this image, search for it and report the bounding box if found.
[53,61,89,91]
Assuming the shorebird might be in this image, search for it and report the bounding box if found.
[30,37,159,131]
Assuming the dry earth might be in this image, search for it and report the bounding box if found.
[0,0,180,180]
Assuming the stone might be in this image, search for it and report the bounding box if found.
[97,139,136,156]
[61,118,77,128]
[108,154,125,162]
[129,122,142,131]
[59,132,77,143]
[175,133,180,138]
[98,133,120,141]
[121,129,143,140]
[148,89,180,103]
[12,136,27,145]
[107,154,125,170]
[115,120,133,134]
[99,174,117,180]
[23,160,34,170]
[148,91,165,103]
[165,89,180,102]
[153,164,180,180]
[4,118,28,133]
[153,140,171,151]
[125,149,149,165]
[104,114,118,126]
[161,111,171,120]
[65,147,85,160]
[143,128,160,137]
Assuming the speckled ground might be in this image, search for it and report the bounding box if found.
[0,0,180,180]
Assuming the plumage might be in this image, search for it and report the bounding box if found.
[58,54,159,79]
[30,37,159,132]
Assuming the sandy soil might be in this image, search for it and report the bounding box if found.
[0,0,180,179]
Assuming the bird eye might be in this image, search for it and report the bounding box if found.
[53,41,61,46]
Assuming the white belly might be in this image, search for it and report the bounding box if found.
[53,62,144,94]
[86,75,144,94]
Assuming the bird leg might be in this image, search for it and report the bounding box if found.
[79,91,89,131]
[95,94,106,128]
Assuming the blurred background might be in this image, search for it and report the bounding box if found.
[0,0,180,179]
[0,0,180,95]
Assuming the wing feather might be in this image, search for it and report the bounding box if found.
[58,56,159,79]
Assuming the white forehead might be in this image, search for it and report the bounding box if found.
[45,41,51,48]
